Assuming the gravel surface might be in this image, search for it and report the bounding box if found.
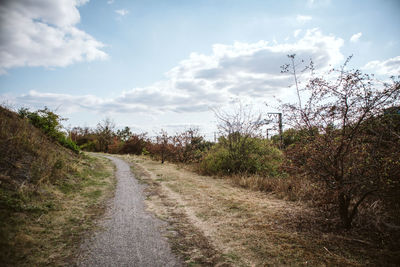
[77,156,181,267]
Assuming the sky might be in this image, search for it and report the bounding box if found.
[1,0,399,139]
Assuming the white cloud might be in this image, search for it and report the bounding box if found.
[296,15,312,24]
[107,0,115,4]
[294,29,302,37]
[363,56,400,76]
[115,9,129,16]
[307,0,331,8]
[77,0,90,5]
[350,32,362,43]
[7,29,345,115]
[0,0,107,74]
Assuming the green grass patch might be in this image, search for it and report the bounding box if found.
[82,190,102,200]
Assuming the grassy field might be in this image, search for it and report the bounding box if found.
[121,154,398,266]
[0,153,116,266]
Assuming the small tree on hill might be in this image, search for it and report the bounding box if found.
[154,129,169,164]
[170,128,209,163]
[18,107,79,153]
[117,126,133,142]
[96,118,115,153]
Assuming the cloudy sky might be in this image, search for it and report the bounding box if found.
[1,0,399,138]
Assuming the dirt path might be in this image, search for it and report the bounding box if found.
[77,156,181,267]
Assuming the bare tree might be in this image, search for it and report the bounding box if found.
[214,102,266,138]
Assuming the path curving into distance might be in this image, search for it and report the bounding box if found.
[77,155,181,267]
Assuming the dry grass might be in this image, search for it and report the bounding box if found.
[121,154,399,266]
[228,173,320,202]
[123,155,231,266]
[0,153,116,266]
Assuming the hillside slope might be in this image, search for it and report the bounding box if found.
[0,106,116,266]
[0,106,79,186]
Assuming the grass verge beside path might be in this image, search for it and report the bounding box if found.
[0,153,116,266]
[121,154,398,266]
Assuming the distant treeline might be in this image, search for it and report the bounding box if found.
[70,123,215,164]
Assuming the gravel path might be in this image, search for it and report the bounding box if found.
[77,155,181,267]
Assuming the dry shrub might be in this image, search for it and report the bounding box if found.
[120,134,147,155]
[107,137,124,154]
[281,55,400,229]
[348,197,400,249]
[146,129,212,164]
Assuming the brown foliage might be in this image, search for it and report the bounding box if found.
[120,133,148,155]
[146,129,211,164]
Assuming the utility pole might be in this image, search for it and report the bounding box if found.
[278,112,283,148]
[267,112,283,148]
[266,128,273,140]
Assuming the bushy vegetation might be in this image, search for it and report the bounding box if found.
[146,129,213,164]
[197,103,284,177]
[73,124,214,165]
[271,127,318,148]
[120,133,148,155]
[201,135,282,176]
[71,121,148,155]
[18,107,79,153]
